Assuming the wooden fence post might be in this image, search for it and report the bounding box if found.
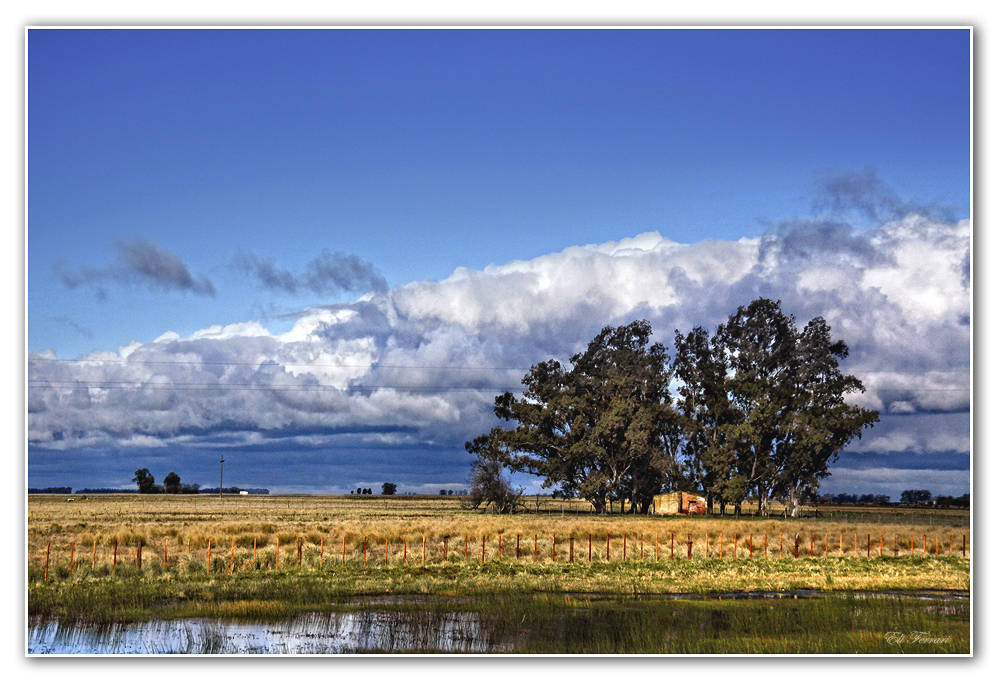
[749,533,753,559]
[423,536,426,566]
[687,533,692,560]
[207,539,212,573]
[232,539,237,573]
[518,535,521,560]
[950,535,953,557]
[963,535,966,557]
[622,534,626,561]
[779,533,782,559]
[764,533,767,559]
[734,534,738,559]
[923,534,926,555]
[880,535,883,557]
[45,542,50,581]
[588,534,592,562]
[867,534,870,559]
[403,538,408,565]
[481,535,485,563]
[320,537,324,567]
[342,536,346,566]
[809,533,813,557]
[606,534,610,561]
[253,537,257,567]
[499,534,502,560]
[535,534,538,563]
[70,541,75,579]
[465,536,468,560]
[136,540,141,569]
[794,534,799,559]
[825,534,829,558]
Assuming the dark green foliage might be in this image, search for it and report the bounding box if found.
[163,472,181,494]
[901,490,933,505]
[671,299,879,516]
[382,483,397,495]
[132,468,156,494]
[471,320,679,514]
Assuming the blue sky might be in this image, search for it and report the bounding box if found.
[27,27,971,498]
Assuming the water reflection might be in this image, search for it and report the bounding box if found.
[28,611,511,654]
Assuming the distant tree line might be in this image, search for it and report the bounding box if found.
[821,493,892,505]
[820,491,969,508]
[28,487,73,494]
[467,299,879,517]
[132,468,201,494]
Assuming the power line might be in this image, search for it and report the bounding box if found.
[26,380,524,393]
[27,357,529,371]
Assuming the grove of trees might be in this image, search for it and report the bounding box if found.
[132,468,200,494]
[466,298,880,517]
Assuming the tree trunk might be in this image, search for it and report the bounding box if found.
[790,487,801,518]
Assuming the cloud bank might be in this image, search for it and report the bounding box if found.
[29,194,970,494]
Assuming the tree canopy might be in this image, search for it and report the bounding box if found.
[467,299,879,516]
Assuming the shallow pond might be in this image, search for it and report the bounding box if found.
[28,610,508,654]
[28,590,970,655]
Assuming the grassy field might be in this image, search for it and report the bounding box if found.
[26,494,971,653]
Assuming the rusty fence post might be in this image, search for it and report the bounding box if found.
[403,538,408,565]
[687,533,692,560]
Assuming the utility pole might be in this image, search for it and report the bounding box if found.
[219,455,224,501]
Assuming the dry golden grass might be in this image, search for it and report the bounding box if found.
[27,493,970,576]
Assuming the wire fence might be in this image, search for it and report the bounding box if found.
[31,529,969,582]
